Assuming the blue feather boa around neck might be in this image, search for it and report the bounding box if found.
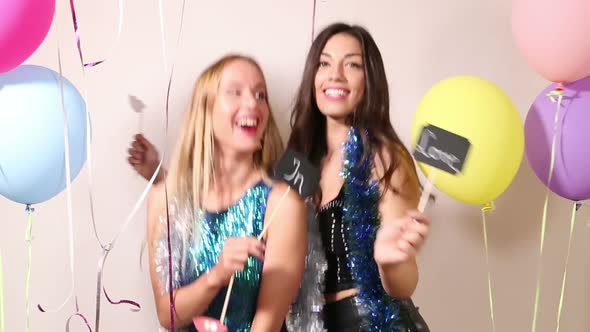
[287,127,413,332]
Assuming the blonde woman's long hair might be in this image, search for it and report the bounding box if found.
[167,55,284,217]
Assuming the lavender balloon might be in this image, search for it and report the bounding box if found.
[525,76,590,201]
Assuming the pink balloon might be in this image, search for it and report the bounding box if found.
[0,0,55,73]
[512,0,590,83]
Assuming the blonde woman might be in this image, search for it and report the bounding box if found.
[146,55,306,332]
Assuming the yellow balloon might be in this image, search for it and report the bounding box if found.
[411,76,524,205]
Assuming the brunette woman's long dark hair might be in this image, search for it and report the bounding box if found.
[287,23,419,196]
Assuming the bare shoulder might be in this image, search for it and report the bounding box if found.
[267,181,305,214]
[373,144,420,199]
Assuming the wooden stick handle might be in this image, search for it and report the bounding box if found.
[418,171,437,213]
[257,186,291,240]
[218,275,234,323]
[219,186,291,323]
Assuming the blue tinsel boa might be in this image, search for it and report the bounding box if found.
[287,127,412,332]
[341,127,411,332]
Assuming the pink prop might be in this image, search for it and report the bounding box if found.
[193,317,228,332]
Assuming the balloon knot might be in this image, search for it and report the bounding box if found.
[555,82,564,92]
[482,201,495,212]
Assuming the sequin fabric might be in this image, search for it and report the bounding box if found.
[341,128,414,332]
[286,202,327,332]
[287,128,416,332]
[154,181,271,332]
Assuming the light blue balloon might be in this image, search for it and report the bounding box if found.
[0,65,87,205]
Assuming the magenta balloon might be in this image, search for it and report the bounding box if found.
[0,0,55,73]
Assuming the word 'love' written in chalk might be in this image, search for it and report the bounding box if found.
[413,124,470,175]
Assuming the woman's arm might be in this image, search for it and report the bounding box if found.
[147,183,265,329]
[250,182,307,332]
[146,183,222,329]
[128,134,166,183]
[373,149,430,299]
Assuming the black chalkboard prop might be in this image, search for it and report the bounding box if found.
[273,149,320,199]
[413,124,471,211]
[413,124,471,175]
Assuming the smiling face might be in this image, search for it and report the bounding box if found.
[211,58,270,155]
[314,33,366,121]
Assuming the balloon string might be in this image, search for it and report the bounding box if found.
[24,205,34,332]
[531,86,563,332]
[311,0,317,42]
[138,0,170,274]
[0,247,4,332]
[37,10,87,332]
[66,1,149,330]
[160,0,189,329]
[68,0,124,67]
[37,35,77,314]
[555,202,577,332]
[481,204,496,332]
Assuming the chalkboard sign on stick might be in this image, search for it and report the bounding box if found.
[413,124,471,211]
[273,149,320,199]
